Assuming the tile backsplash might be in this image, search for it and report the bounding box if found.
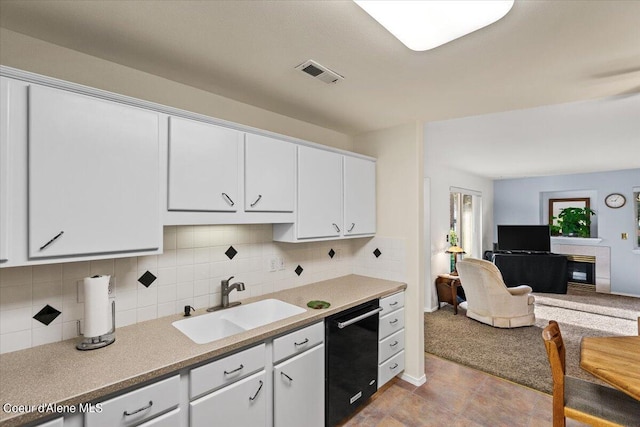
[0,225,405,354]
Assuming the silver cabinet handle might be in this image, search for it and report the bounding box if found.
[250,194,262,207]
[390,363,399,370]
[347,223,355,232]
[222,192,235,206]
[224,364,244,375]
[123,400,153,416]
[281,372,293,382]
[40,231,64,250]
[332,223,341,232]
[389,318,399,325]
[390,341,399,347]
[337,307,383,329]
[389,301,399,306]
[249,380,263,401]
[294,338,309,346]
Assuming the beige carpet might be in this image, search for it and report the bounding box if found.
[424,289,639,394]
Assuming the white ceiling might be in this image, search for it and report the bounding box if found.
[1,0,639,178]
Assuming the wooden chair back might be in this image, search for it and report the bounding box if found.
[541,321,566,426]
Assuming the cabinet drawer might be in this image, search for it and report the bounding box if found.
[378,329,405,364]
[379,292,404,316]
[190,370,266,427]
[137,408,180,427]
[190,343,265,399]
[378,350,405,389]
[35,418,63,427]
[273,322,324,364]
[379,308,405,340]
[85,375,179,427]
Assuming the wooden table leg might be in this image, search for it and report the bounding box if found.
[451,280,458,314]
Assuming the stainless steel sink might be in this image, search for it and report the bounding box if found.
[172,299,306,344]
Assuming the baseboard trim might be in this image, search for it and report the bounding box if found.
[399,372,426,386]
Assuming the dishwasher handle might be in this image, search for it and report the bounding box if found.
[336,307,383,329]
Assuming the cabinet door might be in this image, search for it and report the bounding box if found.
[0,78,9,262]
[28,85,160,258]
[190,370,266,427]
[344,156,376,236]
[273,345,324,427]
[168,116,241,212]
[245,134,295,212]
[297,146,342,238]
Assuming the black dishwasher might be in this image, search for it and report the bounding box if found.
[325,299,381,426]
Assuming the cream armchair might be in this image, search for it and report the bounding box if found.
[456,258,535,328]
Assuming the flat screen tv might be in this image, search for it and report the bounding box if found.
[497,225,551,253]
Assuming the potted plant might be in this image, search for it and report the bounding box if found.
[552,207,596,237]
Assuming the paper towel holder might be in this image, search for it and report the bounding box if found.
[76,300,116,351]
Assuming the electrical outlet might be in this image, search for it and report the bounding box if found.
[108,277,115,296]
[268,258,277,272]
[277,257,285,271]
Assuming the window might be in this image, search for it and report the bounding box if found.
[450,187,483,258]
[634,188,640,247]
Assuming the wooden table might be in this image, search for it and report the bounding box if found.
[435,274,462,314]
[580,335,640,401]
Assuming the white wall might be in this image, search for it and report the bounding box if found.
[353,122,426,386]
[0,28,353,152]
[423,123,494,311]
[494,169,640,296]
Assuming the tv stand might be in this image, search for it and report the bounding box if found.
[493,253,568,294]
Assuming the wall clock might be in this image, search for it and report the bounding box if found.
[604,193,626,208]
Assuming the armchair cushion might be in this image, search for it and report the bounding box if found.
[457,258,535,328]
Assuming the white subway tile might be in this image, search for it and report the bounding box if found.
[62,262,90,281]
[176,282,194,300]
[158,250,177,268]
[32,323,62,347]
[137,287,158,308]
[137,305,157,323]
[0,285,32,310]
[116,309,137,327]
[157,301,176,318]
[0,330,31,354]
[1,307,33,334]
[0,266,33,287]
[157,285,177,304]
[32,264,63,284]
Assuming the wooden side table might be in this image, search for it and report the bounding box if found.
[435,274,462,314]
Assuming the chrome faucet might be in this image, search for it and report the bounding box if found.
[208,276,245,311]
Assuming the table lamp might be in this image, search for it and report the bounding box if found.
[446,245,466,276]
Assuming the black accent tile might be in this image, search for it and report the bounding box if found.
[138,271,157,288]
[33,304,61,326]
[295,265,304,276]
[328,249,336,259]
[373,248,382,258]
[225,246,238,260]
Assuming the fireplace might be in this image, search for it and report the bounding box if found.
[566,254,596,286]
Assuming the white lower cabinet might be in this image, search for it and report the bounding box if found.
[378,292,406,389]
[190,370,266,427]
[273,343,324,427]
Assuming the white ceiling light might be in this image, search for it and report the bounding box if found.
[354,0,515,51]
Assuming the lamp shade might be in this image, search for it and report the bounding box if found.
[446,245,466,254]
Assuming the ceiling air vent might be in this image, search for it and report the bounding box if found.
[295,60,344,84]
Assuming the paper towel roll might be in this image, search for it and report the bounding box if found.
[83,275,110,337]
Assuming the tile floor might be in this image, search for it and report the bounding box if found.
[339,353,589,427]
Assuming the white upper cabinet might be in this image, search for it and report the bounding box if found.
[296,146,343,239]
[28,85,160,259]
[343,156,376,236]
[168,116,241,212]
[244,134,295,212]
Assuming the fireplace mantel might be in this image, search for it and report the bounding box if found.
[551,237,603,245]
